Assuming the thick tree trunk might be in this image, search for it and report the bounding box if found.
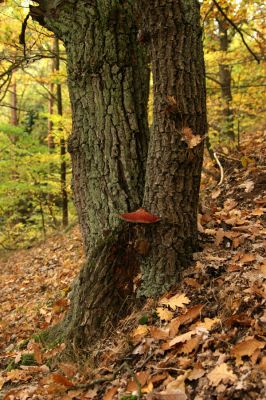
[140,0,207,297]
[30,0,149,348]
[30,0,207,352]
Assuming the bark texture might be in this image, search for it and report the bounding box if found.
[140,0,207,297]
[30,0,150,348]
[31,0,149,254]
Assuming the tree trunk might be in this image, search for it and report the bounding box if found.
[34,1,150,254]
[139,0,207,297]
[30,0,150,348]
[30,0,206,351]
[217,18,235,141]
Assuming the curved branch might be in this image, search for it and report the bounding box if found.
[212,0,260,63]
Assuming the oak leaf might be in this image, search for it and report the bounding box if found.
[207,363,237,386]
[160,293,190,310]
[156,307,174,321]
[231,338,265,364]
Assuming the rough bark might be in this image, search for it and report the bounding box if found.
[30,0,207,351]
[30,0,149,348]
[31,0,150,254]
[139,0,207,297]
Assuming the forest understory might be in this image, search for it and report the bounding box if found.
[0,129,265,399]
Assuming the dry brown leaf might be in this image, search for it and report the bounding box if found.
[52,373,74,387]
[181,127,203,149]
[150,372,168,384]
[231,338,265,364]
[59,362,77,378]
[211,188,221,200]
[168,304,203,338]
[207,363,237,386]
[168,330,196,347]
[224,199,238,211]
[183,278,201,289]
[150,326,170,340]
[187,368,205,380]
[156,307,174,321]
[103,387,118,400]
[31,342,42,365]
[126,371,150,392]
[132,325,149,338]
[160,293,190,310]
[239,253,256,264]
[194,317,220,331]
[179,336,201,354]
[258,356,266,370]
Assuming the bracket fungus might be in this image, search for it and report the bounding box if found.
[118,208,161,224]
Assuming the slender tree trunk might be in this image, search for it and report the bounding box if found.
[217,18,235,141]
[10,80,18,127]
[139,0,207,297]
[47,54,55,150]
[54,37,68,227]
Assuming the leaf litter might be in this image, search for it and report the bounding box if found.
[0,130,266,399]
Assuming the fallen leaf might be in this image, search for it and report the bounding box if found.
[156,307,174,321]
[132,325,149,338]
[52,373,74,387]
[160,293,190,310]
[211,188,221,200]
[150,326,170,340]
[103,387,118,400]
[179,336,201,354]
[194,318,220,331]
[187,368,205,380]
[231,338,265,364]
[207,363,237,386]
[239,253,256,264]
[168,330,196,347]
[126,371,149,392]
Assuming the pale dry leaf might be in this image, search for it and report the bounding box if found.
[168,330,196,347]
[150,326,170,340]
[239,253,256,264]
[207,363,237,386]
[160,293,190,310]
[156,307,174,321]
[231,338,265,364]
[194,318,220,331]
[211,188,221,200]
[179,336,201,354]
[187,368,205,381]
[132,325,149,338]
[223,199,238,211]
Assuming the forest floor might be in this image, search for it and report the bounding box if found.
[0,130,265,400]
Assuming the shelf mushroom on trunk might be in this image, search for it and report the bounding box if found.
[118,208,161,224]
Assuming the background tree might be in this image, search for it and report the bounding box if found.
[202,0,265,146]
[0,1,73,248]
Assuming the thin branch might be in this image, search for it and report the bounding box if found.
[212,0,260,63]
[19,12,30,58]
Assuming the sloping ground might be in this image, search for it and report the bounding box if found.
[0,130,265,399]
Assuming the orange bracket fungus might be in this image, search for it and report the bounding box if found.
[118,208,161,224]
